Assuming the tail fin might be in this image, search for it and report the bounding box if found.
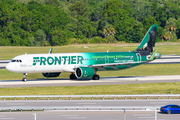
[136,25,158,54]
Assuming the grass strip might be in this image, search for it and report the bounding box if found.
[0,82,180,95]
[0,42,180,59]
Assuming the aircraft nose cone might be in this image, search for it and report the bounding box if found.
[6,63,11,71]
[6,63,15,72]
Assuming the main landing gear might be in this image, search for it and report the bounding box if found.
[70,73,77,80]
[92,68,100,80]
[22,73,27,82]
[92,74,100,80]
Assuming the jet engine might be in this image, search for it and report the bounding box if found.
[42,72,61,77]
[75,67,94,78]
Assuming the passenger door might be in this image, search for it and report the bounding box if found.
[27,56,36,72]
[136,53,141,62]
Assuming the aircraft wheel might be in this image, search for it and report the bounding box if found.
[22,78,26,82]
[70,74,77,80]
[92,75,100,80]
[167,110,171,114]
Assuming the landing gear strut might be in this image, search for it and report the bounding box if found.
[92,68,100,80]
[70,73,77,80]
[92,74,100,80]
[22,73,27,82]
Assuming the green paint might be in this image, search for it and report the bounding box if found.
[54,56,61,65]
[150,50,157,60]
[47,57,54,65]
[33,56,84,66]
[77,56,83,64]
[71,56,76,64]
[68,56,70,64]
[40,57,46,65]
[33,57,39,66]
[136,25,158,50]
[62,56,67,65]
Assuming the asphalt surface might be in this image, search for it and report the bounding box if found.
[1,110,180,120]
[0,100,180,120]
[0,99,180,108]
[0,75,180,88]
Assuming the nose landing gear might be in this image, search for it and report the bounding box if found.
[22,73,27,82]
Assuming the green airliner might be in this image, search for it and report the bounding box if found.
[6,25,161,82]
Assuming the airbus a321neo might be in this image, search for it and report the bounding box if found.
[6,25,161,82]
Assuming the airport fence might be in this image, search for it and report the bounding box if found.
[0,94,180,100]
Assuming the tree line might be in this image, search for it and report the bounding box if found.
[0,0,180,46]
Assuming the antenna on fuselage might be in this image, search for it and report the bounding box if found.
[25,52,27,55]
[107,50,109,53]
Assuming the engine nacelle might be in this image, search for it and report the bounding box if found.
[75,67,94,78]
[42,72,61,77]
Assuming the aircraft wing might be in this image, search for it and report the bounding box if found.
[89,61,145,70]
[74,61,146,71]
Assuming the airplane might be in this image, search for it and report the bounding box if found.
[6,25,161,82]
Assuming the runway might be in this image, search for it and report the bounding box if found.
[0,75,180,88]
[0,100,180,120]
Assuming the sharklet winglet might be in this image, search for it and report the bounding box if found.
[48,48,53,54]
[150,50,157,60]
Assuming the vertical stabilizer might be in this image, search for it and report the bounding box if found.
[136,25,158,54]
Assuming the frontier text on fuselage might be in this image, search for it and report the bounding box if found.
[33,56,84,66]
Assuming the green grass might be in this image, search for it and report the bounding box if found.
[0,64,180,80]
[0,42,180,59]
[0,82,180,95]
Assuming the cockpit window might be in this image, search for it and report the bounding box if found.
[11,59,22,62]
[12,60,16,62]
